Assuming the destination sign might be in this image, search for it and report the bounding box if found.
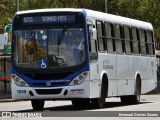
[22,15,75,25]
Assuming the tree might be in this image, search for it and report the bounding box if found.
[0,0,16,29]
[113,0,160,46]
[0,0,160,45]
[138,0,160,43]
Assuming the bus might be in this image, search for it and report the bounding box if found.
[11,8,157,110]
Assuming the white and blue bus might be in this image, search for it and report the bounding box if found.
[11,8,157,110]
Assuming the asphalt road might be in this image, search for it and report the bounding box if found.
[0,95,160,120]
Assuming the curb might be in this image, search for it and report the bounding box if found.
[0,95,12,103]
[0,99,13,103]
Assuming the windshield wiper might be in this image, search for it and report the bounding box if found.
[57,26,67,56]
[57,26,67,45]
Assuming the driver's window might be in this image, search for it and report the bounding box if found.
[88,25,98,61]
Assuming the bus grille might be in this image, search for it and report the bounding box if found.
[35,89,62,95]
[32,82,66,87]
[25,72,73,80]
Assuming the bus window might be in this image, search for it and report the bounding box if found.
[104,23,114,52]
[147,31,155,55]
[124,26,131,54]
[114,24,123,53]
[96,21,104,51]
[144,31,149,55]
[139,29,146,55]
[132,27,139,54]
[88,25,98,61]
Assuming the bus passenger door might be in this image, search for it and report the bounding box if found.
[88,25,99,80]
[88,24,100,98]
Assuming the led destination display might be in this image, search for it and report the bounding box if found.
[22,15,75,25]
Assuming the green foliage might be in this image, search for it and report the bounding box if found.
[0,0,160,43]
[138,0,160,42]
[107,0,160,43]
[0,0,16,30]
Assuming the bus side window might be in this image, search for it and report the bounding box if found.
[114,24,123,53]
[104,22,114,52]
[124,26,132,54]
[144,31,149,55]
[137,28,141,54]
[132,27,139,54]
[88,25,98,61]
[96,21,104,51]
[139,29,147,55]
[147,31,155,55]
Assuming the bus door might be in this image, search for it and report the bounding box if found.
[87,24,99,80]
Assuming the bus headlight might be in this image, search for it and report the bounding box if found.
[11,74,29,87]
[69,71,88,86]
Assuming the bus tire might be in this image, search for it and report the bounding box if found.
[120,96,129,104]
[31,100,45,110]
[71,99,90,107]
[91,79,106,109]
[120,77,141,104]
[131,77,141,104]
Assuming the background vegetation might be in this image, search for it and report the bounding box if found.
[0,0,160,47]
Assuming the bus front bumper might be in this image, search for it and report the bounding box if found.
[11,80,100,100]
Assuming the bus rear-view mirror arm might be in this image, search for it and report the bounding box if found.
[91,28,97,40]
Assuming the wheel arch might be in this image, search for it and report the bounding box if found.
[100,71,108,98]
[135,71,142,93]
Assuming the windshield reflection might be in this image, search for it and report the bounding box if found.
[13,28,85,69]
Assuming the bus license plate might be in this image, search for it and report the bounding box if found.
[70,89,84,95]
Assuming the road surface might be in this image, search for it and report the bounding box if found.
[0,94,160,120]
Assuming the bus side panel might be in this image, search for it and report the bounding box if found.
[108,80,118,96]
[98,53,117,79]
[98,53,117,96]
[90,79,101,98]
[117,79,135,96]
[89,62,99,80]
[149,57,157,79]
[117,55,135,96]
[141,79,157,94]
[89,62,101,98]
[134,56,150,80]
[141,57,157,94]
[134,56,153,94]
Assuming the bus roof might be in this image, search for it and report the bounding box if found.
[15,8,82,15]
[85,9,153,30]
[15,8,153,30]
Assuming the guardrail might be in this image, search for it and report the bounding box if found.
[0,73,11,81]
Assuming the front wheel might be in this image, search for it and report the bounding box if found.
[31,100,45,110]
[91,97,105,109]
[91,80,106,109]
[71,99,90,107]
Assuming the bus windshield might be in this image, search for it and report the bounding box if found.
[13,28,85,69]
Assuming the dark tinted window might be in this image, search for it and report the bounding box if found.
[104,23,114,52]
[124,26,131,54]
[114,24,123,53]
[96,21,104,51]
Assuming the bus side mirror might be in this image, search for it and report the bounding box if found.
[91,28,97,40]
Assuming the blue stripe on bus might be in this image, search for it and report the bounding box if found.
[11,65,89,87]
